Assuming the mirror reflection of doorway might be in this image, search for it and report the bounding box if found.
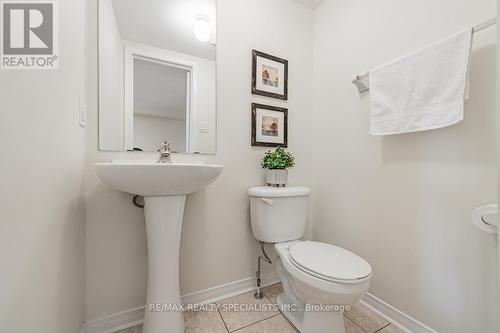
[131,57,191,152]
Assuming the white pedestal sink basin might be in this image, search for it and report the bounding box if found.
[95,161,223,333]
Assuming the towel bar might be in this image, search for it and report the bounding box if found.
[352,17,497,93]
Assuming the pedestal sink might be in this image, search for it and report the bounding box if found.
[95,161,223,333]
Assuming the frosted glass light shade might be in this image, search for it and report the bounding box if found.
[193,15,212,42]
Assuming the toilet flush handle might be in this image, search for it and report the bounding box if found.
[261,198,274,205]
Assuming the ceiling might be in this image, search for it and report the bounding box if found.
[292,0,325,9]
[112,0,216,61]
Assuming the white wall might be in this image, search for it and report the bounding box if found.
[98,0,125,151]
[0,0,87,332]
[194,52,216,153]
[85,0,313,321]
[312,0,497,332]
[497,6,500,332]
[133,115,186,152]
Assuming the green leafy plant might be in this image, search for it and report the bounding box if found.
[261,147,295,170]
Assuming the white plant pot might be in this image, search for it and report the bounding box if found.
[266,169,288,187]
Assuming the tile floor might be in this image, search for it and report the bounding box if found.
[116,283,405,333]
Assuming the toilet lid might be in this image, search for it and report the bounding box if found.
[290,241,372,281]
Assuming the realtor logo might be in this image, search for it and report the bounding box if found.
[1,1,58,69]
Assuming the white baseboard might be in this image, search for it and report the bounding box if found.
[82,306,145,333]
[83,274,438,333]
[82,272,279,333]
[361,293,438,333]
[181,271,279,305]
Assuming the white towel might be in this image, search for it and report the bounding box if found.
[369,29,473,136]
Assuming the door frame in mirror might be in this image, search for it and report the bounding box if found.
[124,43,199,152]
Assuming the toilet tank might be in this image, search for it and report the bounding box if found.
[248,186,311,243]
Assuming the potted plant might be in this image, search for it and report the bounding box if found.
[261,147,295,187]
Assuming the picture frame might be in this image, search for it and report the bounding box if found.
[252,103,288,148]
[252,50,288,100]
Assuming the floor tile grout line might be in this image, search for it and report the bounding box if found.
[263,290,294,327]
[261,286,299,331]
[278,310,300,332]
[229,313,282,332]
[344,304,393,333]
[216,306,231,333]
[264,286,349,333]
[270,296,299,331]
[217,288,281,332]
[345,316,371,333]
[263,293,273,305]
[373,323,392,332]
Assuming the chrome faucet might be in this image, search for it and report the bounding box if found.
[157,141,172,163]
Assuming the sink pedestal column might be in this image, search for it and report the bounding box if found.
[142,195,186,333]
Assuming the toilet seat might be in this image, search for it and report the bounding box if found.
[289,241,372,282]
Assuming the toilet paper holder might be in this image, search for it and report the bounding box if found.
[472,204,497,234]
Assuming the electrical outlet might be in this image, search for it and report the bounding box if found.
[79,99,86,127]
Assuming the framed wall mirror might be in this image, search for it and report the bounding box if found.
[98,0,217,153]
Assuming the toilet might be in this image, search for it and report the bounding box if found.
[249,186,372,333]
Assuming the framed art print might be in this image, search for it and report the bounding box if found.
[252,103,288,147]
[252,50,288,100]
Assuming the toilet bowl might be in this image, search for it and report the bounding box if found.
[274,240,371,333]
[249,186,372,333]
